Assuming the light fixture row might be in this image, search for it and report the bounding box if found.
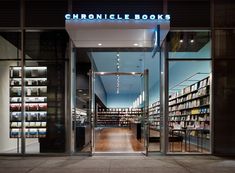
[116,52,120,94]
[179,34,195,43]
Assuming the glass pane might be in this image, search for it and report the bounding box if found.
[168,31,211,59]
[168,61,211,153]
[25,0,68,27]
[75,49,91,153]
[0,1,20,27]
[25,31,68,153]
[0,32,21,154]
[168,0,210,27]
[146,49,161,152]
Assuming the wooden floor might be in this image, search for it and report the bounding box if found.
[94,127,209,153]
[95,127,144,152]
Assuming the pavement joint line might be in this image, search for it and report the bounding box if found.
[173,158,193,173]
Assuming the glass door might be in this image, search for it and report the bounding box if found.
[142,69,149,155]
[89,70,95,155]
[73,66,92,155]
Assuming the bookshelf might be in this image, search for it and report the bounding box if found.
[149,101,160,130]
[9,66,47,138]
[97,108,142,127]
[149,76,210,139]
[168,76,210,135]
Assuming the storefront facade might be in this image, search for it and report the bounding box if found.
[0,0,234,156]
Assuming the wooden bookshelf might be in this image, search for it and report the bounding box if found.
[97,108,142,127]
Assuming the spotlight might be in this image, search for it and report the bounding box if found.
[190,34,194,43]
[179,34,183,43]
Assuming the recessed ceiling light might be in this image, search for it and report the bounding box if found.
[179,39,183,43]
[83,93,87,96]
[131,72,136,75]
[100,72,104,75]
[98,43,102,46]
[190,39,194,43]
[117,66,120,69]
[78,89,83,92]
[117,53,120,57]
[117,58,120,62]
[133,43,138,46]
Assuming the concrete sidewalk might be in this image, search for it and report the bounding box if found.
[0,155,235,173]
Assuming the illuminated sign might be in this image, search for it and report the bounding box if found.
[65,13,170,21]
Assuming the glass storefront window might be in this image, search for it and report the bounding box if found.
[0,32,21,154]
[24,31,69,153]
[168,61,211,154]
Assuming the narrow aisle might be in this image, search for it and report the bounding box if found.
[95,127,144,152]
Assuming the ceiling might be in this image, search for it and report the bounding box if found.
[66,19,170,48]
[91,51,160,95]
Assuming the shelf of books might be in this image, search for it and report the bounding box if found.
[149,101,160,131]
[148,76,210,139]
[9,66,47,138]
[97,108,142,127]
[168,76,210,139]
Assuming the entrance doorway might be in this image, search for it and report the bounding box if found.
[92,71,149,154]
[66,17,170,155]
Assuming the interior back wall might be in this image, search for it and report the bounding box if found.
[107,93,138,108]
